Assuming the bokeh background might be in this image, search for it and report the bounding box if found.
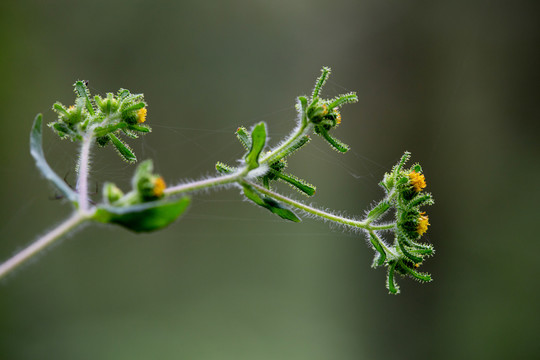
[1,0,539,359]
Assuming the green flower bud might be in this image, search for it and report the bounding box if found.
[103,182,124,204]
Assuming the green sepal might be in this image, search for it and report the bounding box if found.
[395,152,411,174]
[94,123,128,137]
[109,133,137,163]
[122,101,145,113]
[408,193,434,208]
[271,170,316,196]
[386,261,399,294]
[327,93,358,109]
[129,124,151,133]
[242,184,301,222]
[297,96,308,125]
[316,126,349,153]
[122,129,139,139]
[245,122,267,170]
[74,81,95,116]
[396,261,432,283]
[236,127,252,150]
[397,238,423,264]
[51,122,73,139]
[312,66,331,99]
[369,232,386,267]
[366,200,391,222]
[30,114,78,204]
[93,197,190,233]
[216,162,236,174]
[283,135,310,159]
[52,102,70,118]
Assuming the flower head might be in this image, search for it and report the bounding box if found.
[417,212,430,236]
[137,108,147,123]
[152,176,166,198]
[409,170,426,193]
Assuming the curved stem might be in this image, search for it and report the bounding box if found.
[0,212,88,280]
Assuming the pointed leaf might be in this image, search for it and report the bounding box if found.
[94,197,190,232]
[30,114,78,204]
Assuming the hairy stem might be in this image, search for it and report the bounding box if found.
[247,181,393,231]
[164,170,245,195]
[260,122,312,165]
[0,212,88,280]
[77,134,93,213]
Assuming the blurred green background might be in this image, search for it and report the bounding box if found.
[1,0,539,359]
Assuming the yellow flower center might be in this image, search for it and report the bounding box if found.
[152,176,166,197]
[137,108,147,123]
[417,212,430,236]
[409,171,426,192]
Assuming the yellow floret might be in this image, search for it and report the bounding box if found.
[152,176,166,197]
[417,212,430,236]
[409,171,426,192]
[137,108,147,123]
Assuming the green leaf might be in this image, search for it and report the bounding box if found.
[245,122,267,170]
[367,201,391,222]
[242,184,301,222]
[94,197,191,232]
[109,133,137,163]
[30,114,78,204]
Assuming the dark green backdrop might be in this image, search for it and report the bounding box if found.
[1,1,539,359]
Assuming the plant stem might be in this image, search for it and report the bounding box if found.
[247,181,393,231]
[77,134,93,213]
[0,212,88,280]
[164,171,244,196]
[260,123,312,165]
